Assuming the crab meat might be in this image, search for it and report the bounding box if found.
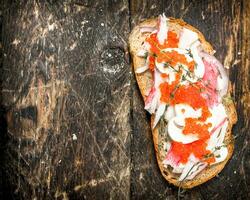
[163,145,181,168]
[200,51,229,101]
[207,120,229,151]
[180,162,207,181]
[140,26,157,33]
[178,154,200,181]
[157,14,168,45]
[191,41,205,79]
[201,59,219,106]
[144,87,158,114]
[206,103,227,133]
[153,103,166,128]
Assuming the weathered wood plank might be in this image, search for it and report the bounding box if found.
[1,0,130,199]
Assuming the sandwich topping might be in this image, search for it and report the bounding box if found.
[136,14,230,181]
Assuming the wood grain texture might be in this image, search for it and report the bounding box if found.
[0,0,249,199]
[1,0,130,199]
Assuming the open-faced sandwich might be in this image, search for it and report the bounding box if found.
[129,14,237,188]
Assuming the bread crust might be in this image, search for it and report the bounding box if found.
[129,17,237,188]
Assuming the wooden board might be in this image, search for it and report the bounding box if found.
[0,0,249,199]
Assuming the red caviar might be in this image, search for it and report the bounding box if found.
[146,31,179,55]
[171,141,215,164]
[172,84,207,109]
[157,51,195,71]
[148,56,155,71]
[199,106,212,121]
[161,83,214,163]
[183,118,212,140]
[161,73,169,78]
[159,82,176,103]
[159,73,181,103]
[146,27,216,165]
[159,31,179,49]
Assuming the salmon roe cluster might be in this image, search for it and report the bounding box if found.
[147,29,215,164]
[171,141,215,164]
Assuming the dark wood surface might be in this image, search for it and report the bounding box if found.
[0,0,249,199]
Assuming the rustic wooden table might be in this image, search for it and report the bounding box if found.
[1,0,249,199]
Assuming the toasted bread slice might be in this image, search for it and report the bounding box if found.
[129,18,237,188]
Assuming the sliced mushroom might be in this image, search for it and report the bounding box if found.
[167,116,199,144]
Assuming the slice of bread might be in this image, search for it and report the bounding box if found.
[129,17,237,188]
